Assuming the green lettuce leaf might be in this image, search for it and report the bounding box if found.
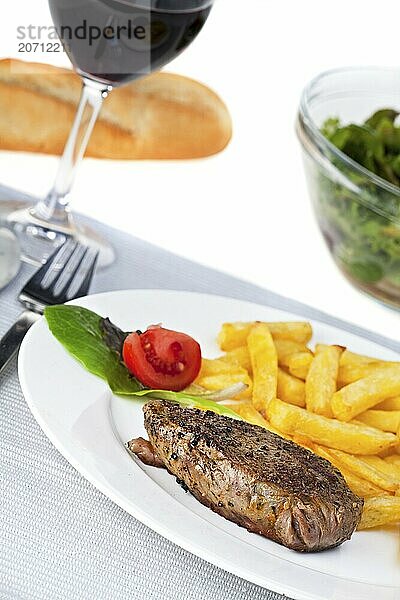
[319,108,400,290]
[45,305,143,395]
[44,305,241,420]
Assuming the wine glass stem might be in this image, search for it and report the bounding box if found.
[32,78,111,227]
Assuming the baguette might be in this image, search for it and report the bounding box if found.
[0,58,232,159]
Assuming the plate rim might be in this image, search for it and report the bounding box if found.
[18,288,400,600]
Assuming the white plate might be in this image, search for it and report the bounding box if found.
[19,290,400,600]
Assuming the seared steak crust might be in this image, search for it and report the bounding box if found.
[138,399,363,552]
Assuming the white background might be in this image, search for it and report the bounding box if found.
[1,0,400,340]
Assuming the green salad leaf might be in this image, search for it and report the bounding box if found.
[318,108,400,291]
[45,305,143,395]
[322,109,400,186]
[44,305,241,420]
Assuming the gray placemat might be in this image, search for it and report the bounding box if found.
[1,187,399,600]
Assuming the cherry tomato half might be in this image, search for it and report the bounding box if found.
[123,326,202,391]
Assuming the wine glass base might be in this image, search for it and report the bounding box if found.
[0,200,115,268]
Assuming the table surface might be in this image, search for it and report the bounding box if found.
[1,194,399,600]
[1,0,400,340]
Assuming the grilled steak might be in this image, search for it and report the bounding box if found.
[128,437,165,468]
[128,399,363,552]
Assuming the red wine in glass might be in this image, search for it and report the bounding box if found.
[5,0,213,266]
[49,0,212,85]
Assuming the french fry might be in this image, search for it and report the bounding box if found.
[221,346,252,373]
[267,322,313,344]
[217,321,312,351]
[290,433,398,496]
[196,357,252,399]
[376,396,400,411]
[277,368,306,407]
[274,339,312,360]
[356,410,400,433]
[280,352,314,380]
[313,445,388,498]
[317,343,345,354]
[338,362,399,387]
[221,401,291,439]
[267,398,397,455]
[385,455,400,467]
[196,373,252,400]
[340,350,382,367]
[376,446,395,459]
[275,340,313,379]
[291,437,392,497]
[331,366,400,422]
[198,358,240,378]
[339,349,399,387]
[217,322,251,351]
[358,496,400,529]
[221,339,313,379]
[247,323,277,415]
[305,344,343,417]
[320,449,399,492]
[235,403,288,437]
[361,456,400,481]
[292,434,315,450]
[340,470,388,500]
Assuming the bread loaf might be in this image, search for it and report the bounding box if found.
[0,59,232,159]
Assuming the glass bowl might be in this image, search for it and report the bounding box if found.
[297,67,400,309]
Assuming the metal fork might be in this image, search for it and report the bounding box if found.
[0,239,98,375]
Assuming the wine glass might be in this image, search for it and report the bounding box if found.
[4,0,214,266]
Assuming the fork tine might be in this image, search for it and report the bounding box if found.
[66,249,99,300]
[22,239,77,295]
[48,245,99,304]
[21,240,98,308]
[50,244,87,299]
